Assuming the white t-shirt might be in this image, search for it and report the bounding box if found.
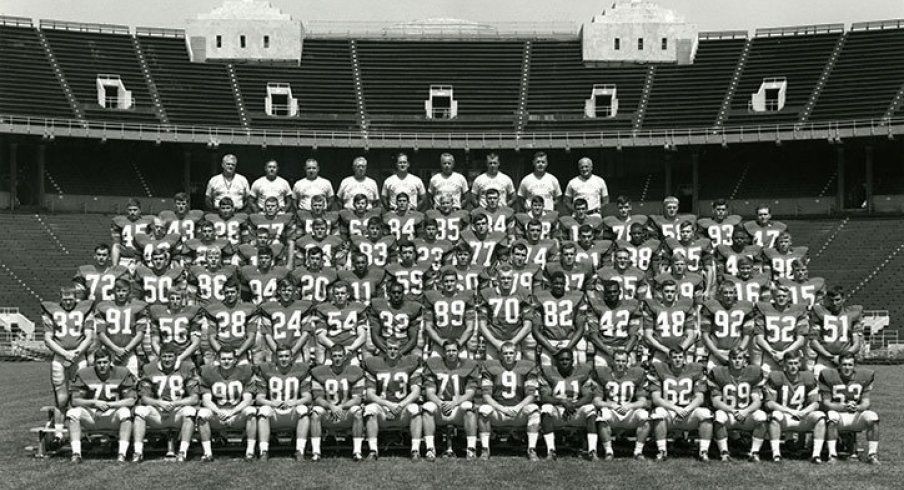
[206,173,251,209]
[429,171,469,209]
[471,172,515,208]
[337,176,380,210]
[293,176,335,211]
[565,175,609,211]
[517,173,562,211]
[250,176,292,211]
[382,173,426,210]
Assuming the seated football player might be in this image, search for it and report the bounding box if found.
[643,280,696,365]
[649,347,713,461]
[779,259,826,309]
[592,348,651,460]
[649,196,696,241]
[762,232,808,281]
[478,341,540,460]
[369,280,424,358]
[94,279,148,377]
[508,242,543,294]
[426,194,470,242]
[258,280,314,363]
[291,246,339,303]
[512,218,558,268]
[422,341,481,460]
[385,239,434,299]
[414,218,455,270]
[601,195,648,242]
[73,243,130,302]
[294,218,345,269]
[478,266,535,361]
[697,199,742,247]
[110,198,153,267]
[743,204,787,249]
[532,271,588,366]
[722,256,772,304]
[362,339,423,460]
[515,195,557,240]
[810,287,863,377]
[544,241,594,292]
[424,269,479,358]
[575,224,613,270]
[133,344,199,462]
[148,287,204,369]
[652,252,706,303]
[472,188,514,236]
[44,287,95,436]
[183,219,232,266]
[132,248,187,306]
[383,192,424,241]
[339,193,382,238]
[460,212,508,268]
[160,192,204,243]
[337,251,388,305]
[714,228,763,280]
[709,348,767,462]
[186,246,237,307]
[615,223,661,274]
[594,248,649,301]
[312,281,369,364]
[67,347,137,463]
[310,346,366,461]
[256,344,313,462]
[763,350,826,463]
[558,198,602,243]
[205,196,249,246]
[753,285,809,374]
[585,280,642,368]
[294,194,340,237]
[538,349,596,460]
[197,348,258,461]
[205,281,258,365]
[134,217,182,267]
[699,282,754,369]
[819,353,879,464]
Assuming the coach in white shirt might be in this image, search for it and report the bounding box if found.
[470,152,515,208]
[293,158,335,211]
[249,159,293,212]
[428,153,469,210]
[336,156,380,210]
[205,153,251,211]
[381,152,426,210]
[517,151,562,212]
[564,157,609,214]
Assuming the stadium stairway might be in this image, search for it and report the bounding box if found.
[0,20,74,120]
[848,242,904,324]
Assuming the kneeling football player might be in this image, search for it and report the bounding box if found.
[363,339,423,460]
[133,344,200,462]
[67,347,137,463]
[592,348,651,460]
[819,353,880,464]
[310,346,366,461]
[256,344,313,461]
[197,349,258,461]
[538,349,596,460]
[478,341,541,460]
[763,350,826,463]
[709,348,767,462]
[422,341,480,460]
[649,347,713,461]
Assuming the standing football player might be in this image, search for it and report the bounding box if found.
[743,204,787,249]
[94,279,148,376]
[753,285,809,374]
[810,287,863,376]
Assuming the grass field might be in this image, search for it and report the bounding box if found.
[1,362,900,489]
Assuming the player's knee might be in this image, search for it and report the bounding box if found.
[257,406,274,419]
[363,403,381,418]
[751,410,768,424]
[134,406,150,419]
[522,403,539,416]
[863,410,879,425]
[421,402,437,415]
[181,406,198,418]
[597,408,613,423]
[477,405,494,418]
[635,408,650,421]
[295,405,309,417]
[242,406,258,417]
[196,408,213,421]
[459,401,474,412]
[540,404,556,416]
[650,407,668,421]
[714,410,729,425]
[349,405,363,417]
[695,408,713,420]
[527,411,541,427]
[770,411,785,423]
[826,410,841,424]
[403,404,419,417]
[65,408,81,421]
[114,407,133,421]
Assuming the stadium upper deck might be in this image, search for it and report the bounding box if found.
[0,15,903,149]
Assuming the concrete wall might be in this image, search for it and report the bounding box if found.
[186,18,303,62]
[583,22,696,64]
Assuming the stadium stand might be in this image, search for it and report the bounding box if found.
[524,40,647,133]
[44,146,149,197]
[41,23,161,124]
[0,19,74,120]
[135,32,243,128]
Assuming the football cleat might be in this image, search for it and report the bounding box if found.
[244,452,255,462]
[479,448,490,461]
[604,452,615,461]
[748,453,760,463]
[353,452,363,462]
[164,450,176,459]
[294,451,304,462]
[809,456,822,465]
[720,451,731,462]
[655,451,667,462]
[826,455,838,465]
[586,450,599,461]
[466,448,477,461]
[634,453,646,461]
[698,451,710,462]
[116,453,128,463]
[200,454,214,463]
[131,453,144,463]
[175,452,187,462]
[443,448,456,459]
[310,452,321,462]
[866,454,880,465]
[366,451,379,461]
[546,449,557,461]
[425,449,436,462]
[259,451,269,462]
[70,453,82,464]
[410,450,420,461]
[527,448,539,461]
[771,455,782,463]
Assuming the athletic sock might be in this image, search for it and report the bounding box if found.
[296,438,307,453]
[352,437,363,454]
[425,436,435,450]
[812,439,824,458]
[201,441,212,456]
[751,437,763,453]
[259,442,269,452]
[770,440,781,457]
[179,441,190,454]
[527,432,538,449]
[827,440,837,456]
[716,438,729,452]
[543,433,556,451]
[118,440,129,455]
[133,441,144,455]
[311,437,321,454]
[466,436,477,449]
[411,438,422,452]
[480,433,491,450]
[246,439,256,455]
[868,441,878,455]
[587,433,598,452]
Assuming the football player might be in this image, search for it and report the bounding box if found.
[311,281,368,363]
[544,241,594,292]
[148,287,204,368]
[472,188,514,236]
[43,287,95,434]
[460,212,507,268]
[810,287,863,376]
[601,195,649,242]
[595,248,649,301]
[182,219,232,266]
[310,346,366,461]
[422,341,481,460]
[762,232,808,281]
[204,280,258,365]
[643,280,696,365]
[699,282,755,369]
[67,347,137,463]
[714,228,763,279]
[818,353,879,464]
[197,348,258,461]
[592,348,651,459]
[512,218,558,268]
[294,218,345,268]
[558,198,602,242]
[426,194,470,241]
[384,239,434,299]
[94,279,148,376]
[291,246,339,304]
[339,193,382,238]
[362,340,424,460]
[508,242,543,293]
[744,205,787,249]
[131,248,186,306]
[649,348,713,461]
[616,223,662,275]
[383,192,424,241]
[538,349,596,460]
[368,280,424,357]
[575,224,613,270]
[338,251,387,305]
[763,350,826,463]
[258,280,314,362]
[709,348,767,462]
[649,196,696,241]
[753,285,809,374]
[722,256,772,304]
[779,259,826,309]
[515,195,557,240]
[477,266,535,360]
[73,243,130,302]
[478,341,541,460]
[697,199,742,247]
[238,245,289,305]
[110,198,153,267]
[133,343,199,462]
[160,192,204,243]
[653,252,705,303]
[662,220,715,290]
[134,217,182,266]
[585,280,642,367]
[255,344,313,461]
[186,246,237,307]
[532,271,587,365]
[294,194,340,237]
[414,218,455,269]
[424,269,479,357]
[205,196,248,246]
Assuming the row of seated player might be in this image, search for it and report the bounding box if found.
[54,339,880,464]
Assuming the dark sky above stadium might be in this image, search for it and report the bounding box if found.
[3,0,901,31]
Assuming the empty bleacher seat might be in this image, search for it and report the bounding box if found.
[0,23,73,119]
